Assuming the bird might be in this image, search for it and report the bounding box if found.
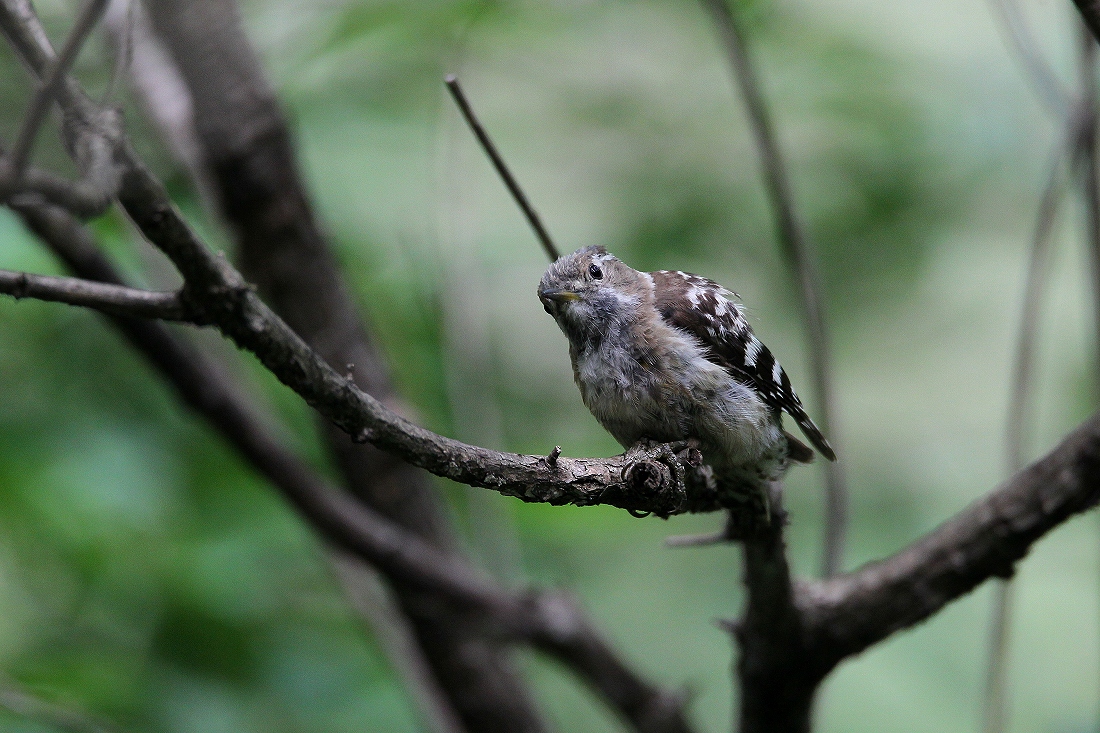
[537,245,835,499]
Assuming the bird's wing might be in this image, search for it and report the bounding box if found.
[650,270,836,461]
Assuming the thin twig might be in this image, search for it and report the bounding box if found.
[0,267,192,320]
[4,0,109,180]
[700,0,847,576]
[444,75,561,262]
[103,0,133,105]
[985,0,1069,116]
[983,102,1081,733]
[1082,31,1100,379]
[982,579,1015,733]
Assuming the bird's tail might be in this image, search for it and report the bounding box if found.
[786,406,837,462]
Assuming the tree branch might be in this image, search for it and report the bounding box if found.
[986,0,1069,116]
[802,410,1100,665]
[736,488,821,733]
[0,268,192,320]
[0,3,701,730]
[14,199,697,733]
[445,75,561,262]
[0,0,718,519]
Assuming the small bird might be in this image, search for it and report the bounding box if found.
[538,246,835,498]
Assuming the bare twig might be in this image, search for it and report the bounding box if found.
[103,0,133,104]
[444,75,561,262]
[983,93,1082,733]
[3,160,114,215]
[986,0,1070,116]
[1081,31,1100,378]
[0,268,191,320]
[700,0,847,576]
[4,0,108,180]
[665,530,729,548]
[982,579,1015,733]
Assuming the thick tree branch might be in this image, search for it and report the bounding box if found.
[735,489,821,733]
[0,268,191,320]
[0,4,700,731]
[10,203,515,618]
[0,0,716,519]
[14,199,695,733]
[801,410,1100,665]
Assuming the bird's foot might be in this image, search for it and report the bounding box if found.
[620,439,695,517]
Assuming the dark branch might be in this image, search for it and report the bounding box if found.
[0,4,699,730]
[700,0,847,576]
[735,488,820,733]
[1073,0,1100,45]
[15,199,696,733]
[445,75,561,262]
[801,410,1100,665]
[0,0,716,518]
[986,0,1069,116]
[0,268,192,321]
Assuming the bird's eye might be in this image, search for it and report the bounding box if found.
[589,264,603,279]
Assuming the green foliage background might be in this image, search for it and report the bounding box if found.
[0,0,1097,731]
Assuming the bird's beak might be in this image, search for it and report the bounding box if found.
[538,288,580,306]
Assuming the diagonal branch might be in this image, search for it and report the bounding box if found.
[986,0,1070,116]
[801,409,1100,666]
[0,4,700,729]
[13,199,696,733]
[445,75,561,262]
[0,268,192,320]
[0,0,716,518]
[700,0,847,576]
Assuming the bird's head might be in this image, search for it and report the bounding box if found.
[538,246,643,345]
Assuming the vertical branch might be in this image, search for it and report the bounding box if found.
[985,83,1070,733]
[330,555,468,733]
[1082,30,1100,378]
[982,579,1015,733]
[985,0,1069,116]
[700,0,847,577]
[983,22,1095,733]
[736,485,822,733]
